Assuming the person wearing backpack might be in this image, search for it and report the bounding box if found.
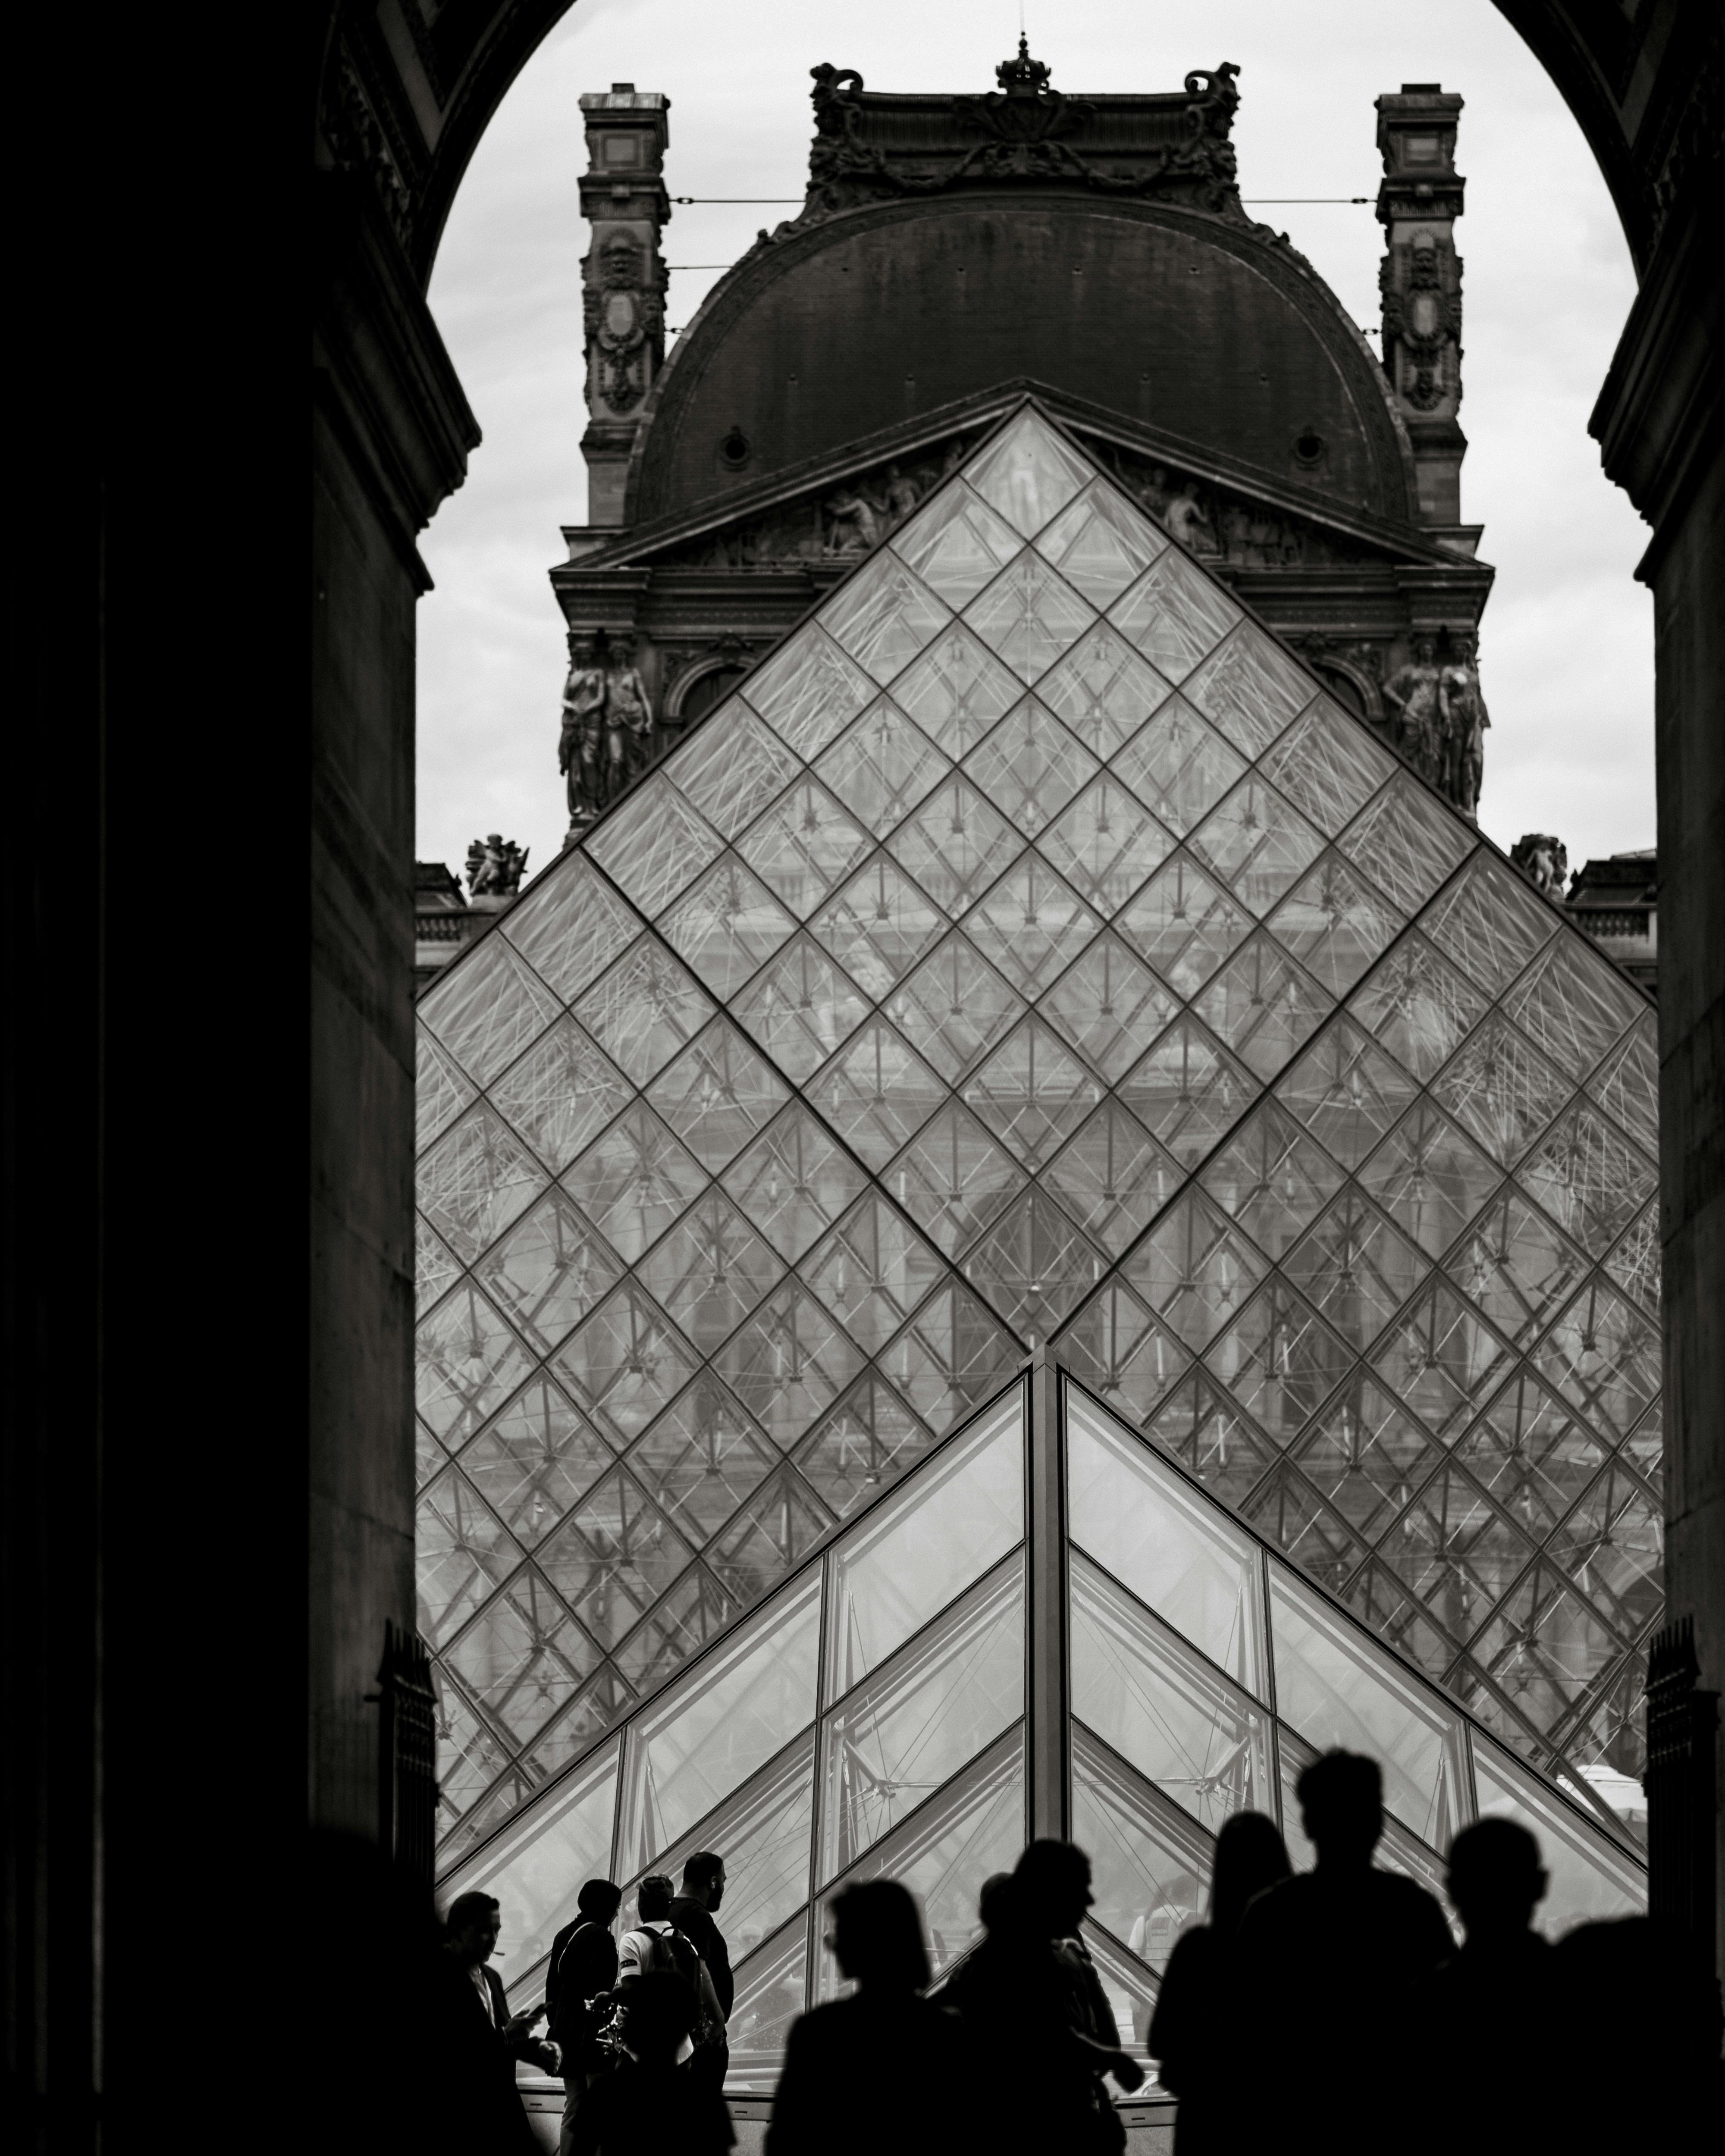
[546,1880,624,2156]
[617,1875,724,2068]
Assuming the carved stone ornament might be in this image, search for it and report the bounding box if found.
[1511,833,1568,902]
[466,834,529,898]
[1381,237,1463,415]
[559,630,658,827]
[587,232,667,415]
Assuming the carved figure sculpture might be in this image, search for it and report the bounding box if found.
[1512,834,1568,901]
[1162,483,1217,555]
[466,834,528,896]
[1440,635,1490,813]
[1382,636,1444,783]
[602,634,655,803]
[559,635,608,823]
[881,463,922,522]
[825,485,887,553]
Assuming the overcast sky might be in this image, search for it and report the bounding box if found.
[419,0,1652,891]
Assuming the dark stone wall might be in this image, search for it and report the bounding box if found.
[634,197,1417,533]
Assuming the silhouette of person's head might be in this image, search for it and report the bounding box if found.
[637,1873,674,1923]
[444,1890,502,1966]
[1013,1839,1095,1939]
[577,1878,624,1925]
[1296,1751,1383,1869]
[1446,1819,1546,1943]
[620,1968,697,2066]
[826,1878,932,1994]
[681,1850,726,1912]
[978,1871,1016,1935]
[1208,1811,1292,1936]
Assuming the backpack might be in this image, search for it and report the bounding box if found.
[641,1924,721,2049]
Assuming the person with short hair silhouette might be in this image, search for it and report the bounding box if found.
[568,1968,734,2156]
[419,1890,560,2155]
[670,1852,732,2093]
[1233,1753,1452,2152]
[546,1880,624,2156]
[765,1878,969,2156]
[1554,1909,1722,2144]
[617,1874,724,2067]
[1148,1811,1290,2153]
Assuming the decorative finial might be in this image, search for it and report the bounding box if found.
[996,34,1051,96]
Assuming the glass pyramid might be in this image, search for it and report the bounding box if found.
[417,407,1657,2006]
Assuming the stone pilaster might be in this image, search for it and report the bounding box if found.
[579,85,671,527]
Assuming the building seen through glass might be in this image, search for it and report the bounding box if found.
[412,44,1659,2101]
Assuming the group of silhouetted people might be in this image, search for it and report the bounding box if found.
[420,1748,1715,2156]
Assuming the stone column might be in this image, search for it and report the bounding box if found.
[1376,85,1469,543]
[579,85,671,527]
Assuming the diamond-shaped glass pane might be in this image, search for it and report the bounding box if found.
[1273,1015,1421,1170]
[1503,936,1644,1081]
[1040,773,1176,914]
[1371,1279,1512,1441]
[1603,1203,1660,1314]
[573,938,716,1086]
[613,1563,737,1697]
[707,1465,835,1608]
[1207,1280,1352,1436]
[966,408,1092,534]
[890,625,1023,757]
[1547,1465,1662,1642]
[418,1025,476,1154]
[730,934,869,1083]
[1291,1379,1439,1541]
[659,856,796,997]
[963,1016,1102,1168]
[1358,1101,1500,1258]
[1188,778,1327,917]
[818,546,951,684]
[1039,624,1175,757]
[1421,849,1558,996]
[1183,624,1314,757]
[552,1284,703,1449]
[962,700,1099,838]
[800,1194,945,1354]
[963,552,1096,682]
[1240,1464,1370,1597]
[1108,548,1241,681]
[721,1103,868,1263]
[499,853,639,1006]
[1125,1189,1268,1351]
[740,624,875,758]
[811,853,946,998]
[1199,1099,1348,1260]
[422,931,561,1088]
[809,1018,943,1169]
[634,1190,785,1354]
[416,1284,536,1446]
[1518,1102,1656,1257]
[1533,1278,1660,1440]
[488,1016,633,1174]
[1338,773,1475,918]
[881,1283,1025,1429]
[1283,1190,1427,1348]
[1138,1368,1274,1510]
[1039,933,1179,1083]
[963,857,1100,996]
[1586,1015,1659,1159]
[884,933,1026,1081]
[417,1468,525,1646]
[794,1376,934,1522]
[715,1283,869,1448]
[1258,699,1399,837]
[586,772,724,918]
[648,1018,791,1172]
[444,1567,600,1745]
[417,1214,461,1313]
[664,701,802,841]
[458,1375,616,1548]
[1432,1012,1574,1167]
[1350,934,1489,1082]
[1117,856,1251,996]
[626,1379,777,1548]
[476,1188,624,1354]
[1118,1017,1261,1168]
[813,700,950,838]
[1266,853,1403,996]
[1035,479,1168,604]
[1054,1285,1191,1423]
[886,1102,1027,1257]
[1044,1102,1181,1257]
[736,779,874,918]
[419,1102,549,1265]
[962,1186,1104,1341]
[1193,934,1334,1082]
[1449,1373,1608,1542]
[1446,1189,1590,1348]
[886,776,1023,913]
[1112,694,1247,836]
[563,1102,706,1265]
[890,479,1023,603]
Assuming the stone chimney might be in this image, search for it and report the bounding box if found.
[578,85,671,527]
[1376,85,1476,555]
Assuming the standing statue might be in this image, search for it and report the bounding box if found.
[602,633,655,803]
[1440,633,1490,814]
[1162,481,1217,555]
[1382,635,1444,783]
[466,834,528,896]
[880,462,922,523]
[825,484,887,553]
[558,634,608,825]
[1511,834,1568,900]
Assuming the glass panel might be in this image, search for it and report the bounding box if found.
[794,1376,935,1522]
[1502,935,1643,1081]
[1141,1369,1277,1512]
[820,1556,1024,1879]
[1422,848,1558,994]
[515,1665,637,1807]
[1332,1564,1463,1698]
[1585,1015,1659,1159]
[1071,1723,1213,1974]
[1466,1564,1626,1745]
[489,1016,633,1173]
[419,1103,549,1265]
[1273,1014,1420,1170]
[891,624,1022,756]
[418,1025,476,1154]
[813,699,950,837]
[740,624,875,758]
[1431,1012,1573,1168]
[665,701,803,841]
[1450,1373,1609,1539]
[1183,625,1315,757]
[442,1566,601,1744]
[1125,1189,1268,1351]
[1239,1465,1369,1598]
[1265,854,1402,995]
[1205,1280,1352,1438]
[891,479,1022,603]
[438,1738,620,1987]
[618,1571,821,1877]
[827,1384,1024,1698]
[965,408,1093,534]
[573,938,716,1086]
[417,1468,526,1647]
[1040,774,1176,914]
[1039,934,1179,1083]
[624,1733,815,1966]
[886,1102,1028,1256]
[1518,1103,1656,1257]
[962,552,1096,683]
[1043,1102,1181,1257]
[1337,773,1474,917]
[475,1188,624,1354]
[736,778,873,917]
[1118,1017,1262,1169]
[1358,1101,1501,1257]
[1603,1203,1660,1314]
[1054,1285,1189,1423]
[1546,1461,1662,1642]
[1108,548,1241,683]
[586,772,724,918]
[1066,1385,1267,1693]
[633,1191,784,1354]
[725,1917,810,2093]
[1370,1279,1512,1442]
[649,1018,791,1172]
[659,856,796,998]
[715,1283,868,1446]
[1289,1379,1439,1541]
[551,1283,702,1449]
[801,1193,946,1353]
[501,853,639,1006]
[881,1282,1026,1432]
[1267,1560,1467,1851]
[419,1416,450,1492]
[1118,856,1252,996]
[729,934,869,1083]
[819,547,951,684]
[1039,623,1176,758]
[563,1103,707,1265]
[811,853,946,998]
[962,700,1099,838]
[1035,479,1167,602]
[721,1103,867,1262]
[1533,1277,1660,1440]
[961,1186,1105,1341]
[535,1467,695,1650]
[1472,1737,1643,1933]
[884,933,1026,1081]
[1112,694,1247,836]
[809,1018,943,1169]
[1275,1724,1452,1913]
[417,1284,536,1445]
[964,1016,1103,1168]
[1081,1920,1161,2056]
[1198,1099,1347,1261]
[886,776,1023,914]
[625,1378,777,1547]
[964,856,1101,996]
[818,1727,1025,1996]
[1188,778,1327,916]
[421,930,561,1087]
[1072,1553,1273,1831]
[417,1215,462,1312]
[707,1464,835,1608]
[614,1563,737,1696]
[435,1686,517,1846]
[1448,1190,1590,1345]
[1193,935,1334,1082]
[1283,1189,1427,1348]
[1258,699,1398,836]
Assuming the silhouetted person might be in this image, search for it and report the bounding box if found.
[670,1852,732,2092]
[570,1968,734,2156]
[618,1874,725,2068]
[946,1840,1144,2156]
[766,1879,970,2156]
[1148,1811,1290,2153]
[1234,1753,1452,2153]
[1555,1913,1723,2144]
[419,1890,561,2156]
[546,1880,624,2156]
